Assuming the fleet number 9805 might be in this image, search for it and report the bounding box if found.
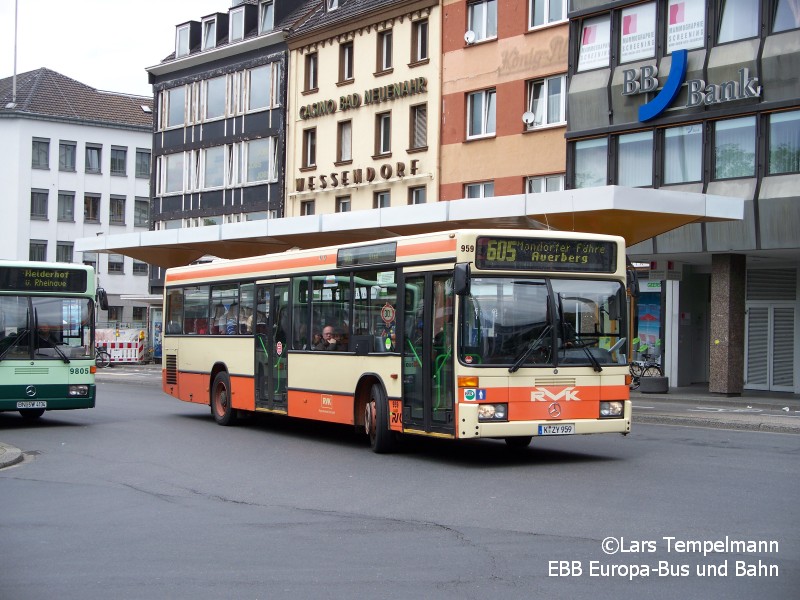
[70,367,91,375]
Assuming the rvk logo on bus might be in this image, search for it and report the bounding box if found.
[463,389,487,402]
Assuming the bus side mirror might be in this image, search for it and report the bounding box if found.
[97,288,109,311]
[454,263,471,296]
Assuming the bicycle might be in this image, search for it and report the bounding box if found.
[95,347,111,368]
[629,352,663,390]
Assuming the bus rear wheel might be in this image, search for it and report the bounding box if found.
[365,383,395,454]
[19,409,45,420]
[211,371,237,426]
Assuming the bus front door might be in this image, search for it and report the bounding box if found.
[255,282,289,412]
[402,273,455,436]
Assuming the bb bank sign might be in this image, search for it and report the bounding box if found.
[622,49,762,122]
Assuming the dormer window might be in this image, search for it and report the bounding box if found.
[176,24,190,57]
[202,18,217,51]
[327,0,339,12]
[259,1,274,33]
[230,7,245,42]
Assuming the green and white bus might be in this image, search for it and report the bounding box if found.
[0,261,108,420]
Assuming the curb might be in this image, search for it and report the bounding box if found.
[632,413,800,434]
[0,442,24,469]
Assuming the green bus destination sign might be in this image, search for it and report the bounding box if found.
[475,237,617,272]
[0,266,88,293]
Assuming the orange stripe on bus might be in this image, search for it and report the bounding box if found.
[288,389,354,425]
[166,254,337,283]
[397,238,457,257]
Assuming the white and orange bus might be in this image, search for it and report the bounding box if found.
[161,229,631,452]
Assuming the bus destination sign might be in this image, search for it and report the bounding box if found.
[475,237,616,273]
[338,242,397,268]
[0,266,88,293]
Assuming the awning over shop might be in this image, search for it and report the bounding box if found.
[76,186,743,269]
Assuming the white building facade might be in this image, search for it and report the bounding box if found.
[0,68,154,327]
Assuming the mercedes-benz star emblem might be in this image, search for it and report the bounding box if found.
[25,385,37,398]
[548,402,561,418]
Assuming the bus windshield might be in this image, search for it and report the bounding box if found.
[0,295,93,361]
[458,277,628,368]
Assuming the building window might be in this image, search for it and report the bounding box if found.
[202,17,217,50]
[465,182,494,198]
[337,120,352,163]
[336,196,351,213]
[410,104,427,150]
[164,152,184,194]
[248,64,274,111]
[32,138,49,169]
[530,0,565,29]
[409,186,427,204]
[301,200,315,215]
[59,141,76,171]
[305,53,318,91]
[56,242,73,263]
[136,149,151,178]
[667,0,706,53]
[664,125,703,183]
[176,24,190,57]
[375,112,391,156]
[714,116,756,179]
[620,3,656,63]
[246,137,276,183]
[85,144,102,173]
[109,196,126,225]
[111,147,127,176]
[526,175,564,193]
[108,254,125,274]
[133,306,147,322]
[467,0,498,42]
[768,110,800,174]
[574,138,608,188]
[578,14,611,71]
[327,0,339,11]
[205,76,226,119]
[204,146,225,188]
[467,89,496,138]
[526,75,565,128]
[58,192,75,221]
[618,131,653,187]
[774,0,800,32]
[164,86,186,128]
[133,262,149,276]
[84,194,101,223]
[718,0,758,42]
[30,190,48,219]
[230,7,245,42]
[377,30,393,72]
[303,128,317,168]
[412,19,429,63]
[29,240,47,262]
[83,252,97,270]
[374,191,391,208]
[134,198,150,227]
[339,41,354,83]
[107,306,123,321]
[260,1,274,33]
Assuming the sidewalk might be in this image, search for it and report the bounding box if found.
[3,370,798,470]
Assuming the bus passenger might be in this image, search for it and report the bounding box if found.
[313,325,338,350]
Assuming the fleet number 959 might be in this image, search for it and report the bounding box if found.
[70,367,91,375]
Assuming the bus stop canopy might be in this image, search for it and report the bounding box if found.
[76,186,743,269]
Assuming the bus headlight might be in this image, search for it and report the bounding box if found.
[600,401,623,418]
[478,403,507,421]
[68,385,89,397]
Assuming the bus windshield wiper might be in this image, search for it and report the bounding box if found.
[0,329,29,362]
[575,337,602,372]
[47,342,71,364]
[509,325,551,374]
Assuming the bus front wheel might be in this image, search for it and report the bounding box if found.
[19,409,45,420]
[365,383,395,454]
[211,371,237,426]
[505,436,532,450]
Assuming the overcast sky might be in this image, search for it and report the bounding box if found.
[1,0,229,97]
